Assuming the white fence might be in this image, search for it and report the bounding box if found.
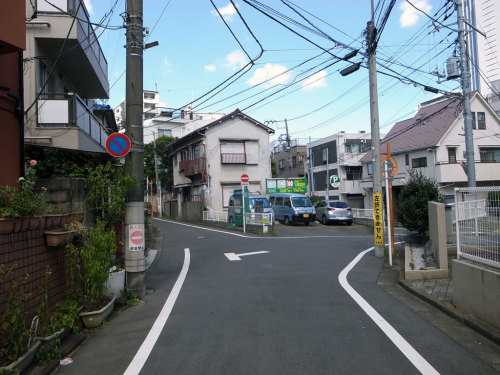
[352,208,373,219]
[203,210,228,223]
[245,212,274,226]
[455,187,500,269]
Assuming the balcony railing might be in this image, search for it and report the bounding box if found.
[179,157,206,177]
[37,93,109,148]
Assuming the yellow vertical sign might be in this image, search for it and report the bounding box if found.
[373,193,384,246]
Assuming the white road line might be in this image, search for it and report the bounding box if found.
[338,248,439,375]
[224,251,270,261]
[123,248,191,375]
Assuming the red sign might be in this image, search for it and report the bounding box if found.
[241,174,249,183]
[106,133,131,157]
[286,180,293,188]
[130,230,144,245]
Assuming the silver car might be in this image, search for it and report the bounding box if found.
[315,200,353,225]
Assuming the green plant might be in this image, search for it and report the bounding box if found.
[308,195,322,206]
[0,265,31,364]
[116,287,142,310]
[397,169,441,240]
[85,162,135,228]
[80,220,117,310]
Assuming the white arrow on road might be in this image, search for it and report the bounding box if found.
[224,251,269,261]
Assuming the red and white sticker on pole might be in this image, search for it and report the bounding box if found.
[129,224,145,251]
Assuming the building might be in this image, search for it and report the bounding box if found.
[0,1,25,186]
[23,0,116,156]
[142,107,225,145]
[465,0,500,114]
[114,89,167,129]
[307,132,374,208]
[170,109,274,217]
[360,92,500,208]
[271,139,308,179]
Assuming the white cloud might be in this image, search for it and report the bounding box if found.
[84,0,93,14]
[399,0,431,27]
[247,63,291,87]
[204,64,216,72]
[211,2,237,21]
[222,50,248,70]
[301,70,327,90]
[162,57,172,75]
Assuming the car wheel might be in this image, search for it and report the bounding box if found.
[322,215,328,225]
[304,221,310,226]
[284,216,290,225]
[346,220,352,226]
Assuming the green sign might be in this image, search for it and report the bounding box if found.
[266,178,308,194]
[330,175,340,189]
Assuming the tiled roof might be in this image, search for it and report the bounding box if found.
[361,95,463,161]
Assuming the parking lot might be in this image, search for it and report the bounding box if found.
[272,219,374,237]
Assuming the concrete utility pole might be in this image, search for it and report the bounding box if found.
[456,0,476,187]
[368,0,384,258]
[124,0,145,297]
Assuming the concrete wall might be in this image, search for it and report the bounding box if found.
[453,259,500,330]
[180,201,203,221]
[428,201,448,270]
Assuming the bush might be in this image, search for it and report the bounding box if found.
[397,169,441,237]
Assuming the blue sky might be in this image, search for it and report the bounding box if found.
[87,0,460,141]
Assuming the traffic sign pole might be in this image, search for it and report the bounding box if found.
[241,174,249,234]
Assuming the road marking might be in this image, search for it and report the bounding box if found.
[339,248,439,375]
[123,248,191,375]
[225,251,270,261]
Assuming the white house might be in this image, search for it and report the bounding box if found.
[307,131,376,208]
[170,109,274,217]
[360,92,500,207]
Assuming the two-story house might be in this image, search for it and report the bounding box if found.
[360,92,500,208]
[23,0,115,156]
[307,132,374,208]
[171,109,274,218]
[272,140,308,179]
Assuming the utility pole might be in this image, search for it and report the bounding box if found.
[325,147,329,199]
[368,0,384,258]
[153,132,160,217]
[456,0,476,187]
[284,119,294,178]
[124,0,145,297]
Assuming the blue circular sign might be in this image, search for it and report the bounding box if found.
[106,133,131,157]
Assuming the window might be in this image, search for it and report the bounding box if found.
[180,149,189,161]
[279,160,285,169]
[275,197,284,205]
[345,143,359,153]
[158,128,172,137]
[292,156,297,166]
[192,145,200,159]
[346,166,362,180]
[284,198,291,207]
[412,157,427,168]
[477,112,486,129]
[221,142,245,164]
[405,154,409,166]
[367,163,373,175]
[298,155,304,163]
[448,148,457,163]
[480,148,500,162]
[322,148,328,163]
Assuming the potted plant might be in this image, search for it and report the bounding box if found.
[78,220,118,328]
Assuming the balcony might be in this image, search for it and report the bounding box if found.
[179,157,206,177]
[28,93,110,153]
[29,0,108,98]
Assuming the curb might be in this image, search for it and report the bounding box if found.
[399,280,500,346]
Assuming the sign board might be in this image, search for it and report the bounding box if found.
[266,178,307,194]
[241,174,249,183]
[106,133,131,157]
[373,193,384,246]
[128,224,145,251]
[330,175,340,189]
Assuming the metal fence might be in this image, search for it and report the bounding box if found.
[455,187,500,269]
[352,208,373,219]
[245,212,274,226]
[203,210,228,223]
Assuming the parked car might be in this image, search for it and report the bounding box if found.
[228,191,273,226]
[269,193,316,225]
[315,200,353,225]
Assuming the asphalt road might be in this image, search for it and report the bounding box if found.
[54,219,499,375]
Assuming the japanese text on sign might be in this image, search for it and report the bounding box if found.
[128,224,145,251]
[373,193,384,246]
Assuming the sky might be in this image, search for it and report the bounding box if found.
[87,0,460,143]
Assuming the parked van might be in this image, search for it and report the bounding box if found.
[269,193,316,225]
[228,190,273,226]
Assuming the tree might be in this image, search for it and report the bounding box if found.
[397,169,441,239]
[270,158,277,178]
[144,136,177,192]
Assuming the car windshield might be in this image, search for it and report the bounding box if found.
[250,198,270,208]
[292,197,313,207]
[330,201,348,208]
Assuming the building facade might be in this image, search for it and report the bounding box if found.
[171,109,274,216]
[307,132,373,208]
[272,140,307,179]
